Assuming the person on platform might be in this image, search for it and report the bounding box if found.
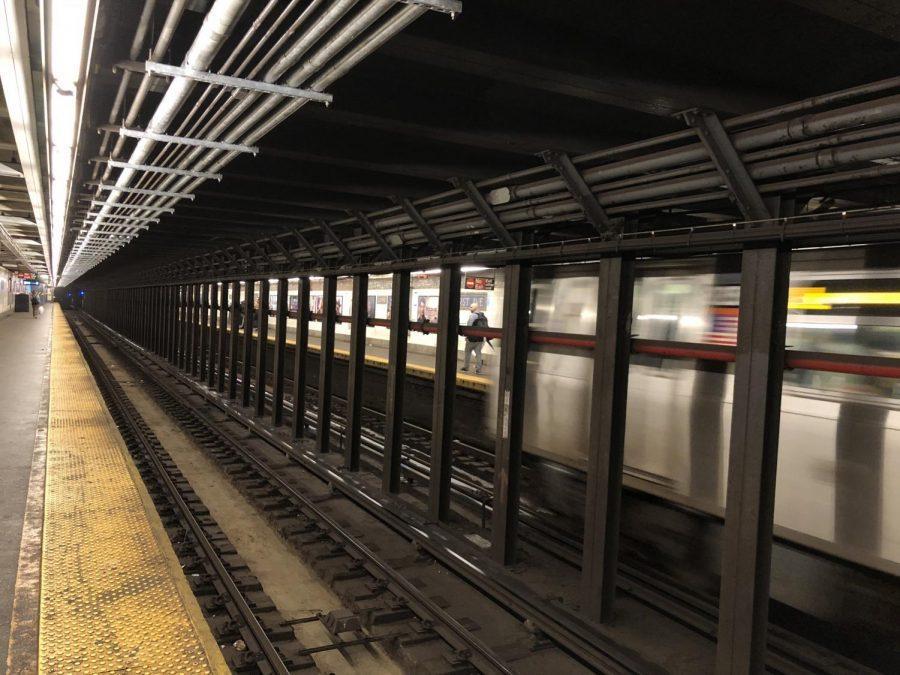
[461,302,489,374]
[30,290,41,318]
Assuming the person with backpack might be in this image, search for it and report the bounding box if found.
[461,302,489,374]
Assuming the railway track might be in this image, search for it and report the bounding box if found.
[72,310,878,674]
[69,311,588,674]
[69,316,311,674]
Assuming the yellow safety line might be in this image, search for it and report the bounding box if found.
[39,312,229,674]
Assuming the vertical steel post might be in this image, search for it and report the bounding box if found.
[316,276,337,452]
[241,280,255,407]
[292,277,311,439]
[217,282,228,392]
[716,246,790,674]
[345,274,369,470]
[382,271,410,493]
[254,279,270,417]
[191,283,201,377]
[207,283,218,387]
[228,281,240,399]
[491,264,532,564]
[429,265,461,522]
[179,285,189,370]
[199,283,210,381]
[172,286,181,365]
[581,256,635,622]
[272,279,288,425]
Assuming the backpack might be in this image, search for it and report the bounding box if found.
[473,312,488,328]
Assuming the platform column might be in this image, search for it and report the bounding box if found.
[241,280,255,407]
[164,286,173,361]
[316,276,337,452]
[207,283,218,387]
[716,246,790,674]
[345,274,368,470]
[254,279,270,416]
[430,264,461,522]
[491,264,532,565]
[184,284,199,375]
[271,278,288,425]
[217,282,228,392]
[199,283,210,381]
[241,279,255,408]
[382,271,410,493]
[228,281,240,399]
[191,283,202,377]
[581,256,635,622]
[291,277,311,439]
[179,285,189,370]
[174,286,183,367]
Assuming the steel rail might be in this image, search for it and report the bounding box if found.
[80,313,517,675]
[67,314,292,675]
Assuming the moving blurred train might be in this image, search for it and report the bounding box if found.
[482,246,899,668]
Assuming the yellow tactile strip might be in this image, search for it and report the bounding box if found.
[39,312,228,674]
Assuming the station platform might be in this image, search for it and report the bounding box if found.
[4,309,228,673]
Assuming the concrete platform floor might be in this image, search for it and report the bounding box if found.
[0,306,52,669]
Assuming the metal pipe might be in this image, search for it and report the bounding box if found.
[72,0,247,263]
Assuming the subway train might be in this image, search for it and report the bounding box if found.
[481,246,899,668]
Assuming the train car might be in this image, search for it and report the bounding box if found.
[484,248,899,570]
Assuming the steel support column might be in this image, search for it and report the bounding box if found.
[581,256,635,622]
[316,276,337,452]
[228,281,240,398]
[271,279,288,425]
[191,283,201,376]
[207,283,218,386]
[181,284,191,370]
[716,246,790,674]
[345,274,368,470]
[199,283,210,381]
[429,265,461,522]
[382,271,410,493]
[217,282,229,392]
[241,280,255,407]
[174,287,180,366]
[292,277,311,440]
[491,264,532,565]
[254,279,270,417]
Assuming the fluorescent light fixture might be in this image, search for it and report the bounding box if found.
[45,0,98,283]
[461,265,490,273]
[0,2,52,278]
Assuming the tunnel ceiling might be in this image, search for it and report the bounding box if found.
[70,0,900,287]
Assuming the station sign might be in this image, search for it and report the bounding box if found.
[464,274,495,290]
